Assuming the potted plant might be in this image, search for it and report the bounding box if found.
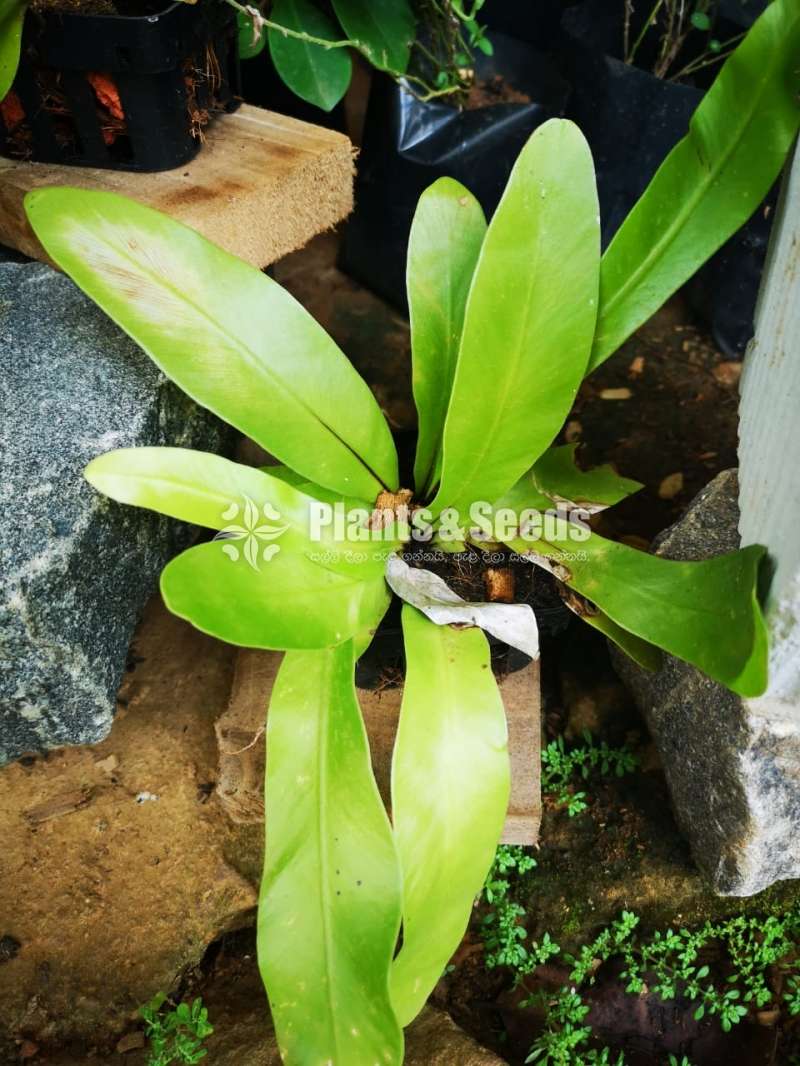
[21,0,798,1059]
[0,0,241,170]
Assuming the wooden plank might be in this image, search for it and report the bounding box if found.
[0,104,354,268]
[216,648,541,846]
[738,138,800,703]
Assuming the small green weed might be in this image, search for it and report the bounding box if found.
[480,845,558,972]
[140,994,213,1066]
[516,906,800,1063]
[541,731,638,817]
[481,734,638,971]
[479,729,800,1063]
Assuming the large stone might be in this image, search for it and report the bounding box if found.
[0,260,228,765]
[614,469,800,896]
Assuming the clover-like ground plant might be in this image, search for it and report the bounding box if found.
[23,1,799,1060]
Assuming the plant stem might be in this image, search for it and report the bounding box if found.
[669,32,745,80]
[627,0,665,64]
[224,0,463,102]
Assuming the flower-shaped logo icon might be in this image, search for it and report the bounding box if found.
[214,497,289,571]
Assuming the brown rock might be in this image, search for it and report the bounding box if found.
[0,599,252,1047]
[405,1008,507,1064]
[115,1031,146,1053]
[712,360,742,388]
[657,472,684,499]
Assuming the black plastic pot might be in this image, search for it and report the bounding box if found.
[339,32,570,311]
[0,0,241,172]
[563,44,704,243]
[480,0,574,50]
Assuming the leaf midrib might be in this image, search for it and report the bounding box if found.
[105,235,386,494]
[317,651,341,1059]
[435,203,544,511]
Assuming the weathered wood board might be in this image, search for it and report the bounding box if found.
[0,104,354,267]
[216,648,542,846]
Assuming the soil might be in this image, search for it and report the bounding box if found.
[570,300,740,546]
[465,74,532,109]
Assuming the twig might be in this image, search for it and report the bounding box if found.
[223,0,464,103]
[669,32,745,80]
[627,0,664,64]
[219,725,265,756]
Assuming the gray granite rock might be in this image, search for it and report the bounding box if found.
[0,260,228,765]
[614,469,800,896]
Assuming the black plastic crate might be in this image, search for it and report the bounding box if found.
[0,0,241,172]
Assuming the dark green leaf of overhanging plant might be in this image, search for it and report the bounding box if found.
[0,0,26,101]
[85,447,390,578]
[506,529,767,696]
[25,188,396,500]
[408,178,487,495]
[431,120,600,517]
[161,541,390,650]
[531,444,643,511]
[588,0,800,372]
[332,0,416,72]
[390,606,510,1026]
[259,643,403,1066]
[268,0,352,110]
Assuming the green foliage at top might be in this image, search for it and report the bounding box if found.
[262,0,492,109]
[140,995,213,1066]
[21,9,800,1059]
[624,0,747,81]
